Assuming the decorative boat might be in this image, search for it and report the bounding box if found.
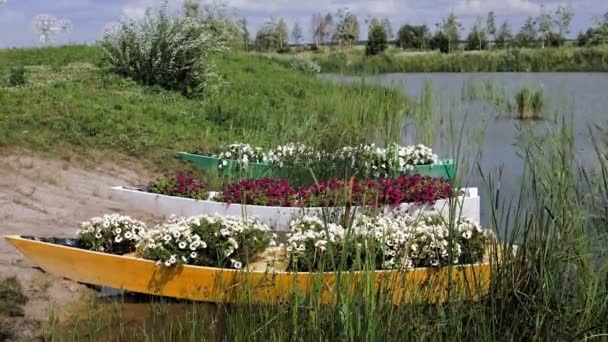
[110,187,481,231]
[5,235,492,305]
[176,152,456,181]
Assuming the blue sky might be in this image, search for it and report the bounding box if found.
[0,0,605,47]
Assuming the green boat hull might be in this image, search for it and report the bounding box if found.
[176,152,455,181]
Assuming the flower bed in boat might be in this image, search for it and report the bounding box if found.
[73,212,493,273]
[74,214,276,270]
[179,142,455,181]
[110,187,480,231]
[147,174,454,208]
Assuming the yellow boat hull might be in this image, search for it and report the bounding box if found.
[5,235,492,305]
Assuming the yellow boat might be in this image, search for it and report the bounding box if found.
[5,235,492,305]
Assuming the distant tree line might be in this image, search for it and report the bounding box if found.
[179,1,608,54]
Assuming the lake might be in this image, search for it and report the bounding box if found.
[328,73,608,227]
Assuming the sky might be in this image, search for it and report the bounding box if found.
[0,0,606,47]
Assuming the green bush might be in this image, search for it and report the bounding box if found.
[288,56,321,75]
[101,7,226,97]
[366,25,388,56]
[6,65,26,87]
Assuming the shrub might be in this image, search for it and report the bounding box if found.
[137,215,275,268]
[366,24,388,56]
[101,7,226,97]
[6,65,26,87]
[146,171,209,200]
[286,213,493,272]
[77,214,147,254]
[287,56,321,75]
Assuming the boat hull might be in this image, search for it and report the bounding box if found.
[6,235,491,305]
[111,187,481,231]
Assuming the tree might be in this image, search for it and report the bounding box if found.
[184,0,200,18]
[397,24,431,49]
[554,4,574,46]
[515,17,537,48]
[240,18,250,50]
[466,17,488,51]
[366,21,388,55]
[311,13,333,48]
[323,13,334,45]
[441,13,461,53]
[199,1,246,50]
[381,18,393,40]
[255,20,278,51]
[537,5,553,48]
[495,21,513,49]
[276,18,289,50]
[333,8,359,48]
[291,21,303,45]
[486,11,497,48]
[430,30,449,53]
[254,17,288,51]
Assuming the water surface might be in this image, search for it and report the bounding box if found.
[328,73,608,227]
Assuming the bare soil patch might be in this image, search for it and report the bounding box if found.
[0,152,157,340]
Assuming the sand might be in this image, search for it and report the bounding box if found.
[0,152,157,339]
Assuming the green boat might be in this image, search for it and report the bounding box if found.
[176,152,456,181]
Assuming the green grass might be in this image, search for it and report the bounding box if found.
[0,46,407,168]
[0,276,27,340]
[313,46,608,74]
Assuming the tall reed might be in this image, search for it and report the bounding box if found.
[48,114,608,341]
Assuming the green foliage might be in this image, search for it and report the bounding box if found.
[430,31,450,53]
[333,9,360,48]
[0,46,406,168]
[0,45,100,68]
[515,17,538,48]
[515,86,545,119]
[0,276,27,340]
[316,47,608,74]
[101,7,226,97]
[495,21,513,48]
[441,13,461,53]
[255,18,289,52]
[397,24,431,50]
[578,24,608,47]
[466,24,489,51]
[6,65,26,87]
[366,23,388,56]
[287,55,321,74]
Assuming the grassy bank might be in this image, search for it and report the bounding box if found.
[313,46,608,74]
[0,46,407,169]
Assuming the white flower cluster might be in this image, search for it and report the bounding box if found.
[336,143,439,178]
[214,142,438,175]
[266,143,324,168]
[286,213,491,270]
[137,215,275,269]
[77,214,147,253]
[218,143,267,169]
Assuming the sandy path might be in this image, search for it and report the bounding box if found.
[0,153,157,338]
